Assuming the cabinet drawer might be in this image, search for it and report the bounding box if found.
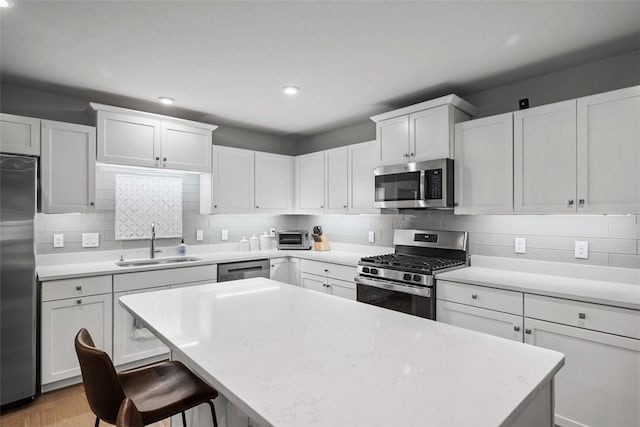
[299,259,356,282]
[42,275,112,302]
[114,264,217,292]
[437,280,523,315]
[525,294,640,340]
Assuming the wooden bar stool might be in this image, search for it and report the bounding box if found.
[74,328,218,427]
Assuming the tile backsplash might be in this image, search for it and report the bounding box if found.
[36,166,640,269]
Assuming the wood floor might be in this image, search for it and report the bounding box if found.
[0,385,169,427]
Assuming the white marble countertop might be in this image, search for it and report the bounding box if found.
[436,258,640,311]
[36,244,393,281]
[120,278,564,427]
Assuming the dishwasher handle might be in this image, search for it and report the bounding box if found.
[217,259,270,282]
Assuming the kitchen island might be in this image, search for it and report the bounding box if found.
[120,278,564,427]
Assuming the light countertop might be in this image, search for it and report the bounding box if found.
[120,278,564,427]
[436,258,640,310]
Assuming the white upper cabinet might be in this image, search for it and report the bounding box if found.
[348,140,379,214]
[325,147,348,214]
[295,151,325,213]
[576,86,640,214]
[41,120,96,213]
[161,121,212,172]
[202,146,255,214]
[254,151,294,213]
[454,113,514,214]
[0,113,41,156]
[371,95,477,166]
[514,100,577,213]
[92,103,216,172]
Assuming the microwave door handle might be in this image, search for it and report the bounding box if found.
[420,170,426,201]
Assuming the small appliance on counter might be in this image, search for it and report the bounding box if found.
[312,225,330,251]
[355,229,468,320]
[276,230,312,250]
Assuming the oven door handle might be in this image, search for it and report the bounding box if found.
[355,276,431,298]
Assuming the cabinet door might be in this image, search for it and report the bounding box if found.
[348,141,379,214]
[270,258,290,284]
[300,272,328,294]
[524,317,640,427]
[161,121,212,172]
[377,115,409,165]
[41,294,112,385]
[210,146,255,213]
[436,300,523,342]
[0,113,40,156]
[325,147,348,214]
[41,120,96,213]
[97,111,161,167]
[295,151,325,213]
[514,100,577,213]
[113,288,169,367]
[454,113,513,214]
[255,152,293,213]
[289,258,300,287]
[327,278,356,301]
[577,86,640,214]
[409,105,452,162]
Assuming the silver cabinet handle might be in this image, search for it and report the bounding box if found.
[567,199,574,206]
[514,326,521,332]
[76,299,82,305]
[403,153,409,158]
[271,265,275,268]
[76,285,82,291]
[155,156,160,166]
[256,206,259,209]
[89,202,95,206]
[163,157,167,167]
[409,152,415,157]
[471,294,478,300]
[343,205,347,208]
[578,312,586,319]
[213,205,217,208]
[578,199,585,207]
[525,329,532,335]
[320,205,324,208]
[324,269,329,273]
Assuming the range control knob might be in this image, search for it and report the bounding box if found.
[403,273,412,281]
[412,275,422,282]
[362,267,370,274]
[370,268,378,275]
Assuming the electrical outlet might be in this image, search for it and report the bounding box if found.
[196,230,204,241]
[269,228,276,237]
[53,234,64,248]
[221,229,228,241]
[368,231,375,243]
[82,233,100,248]
[575,241,589,259]
[514,237,526,254]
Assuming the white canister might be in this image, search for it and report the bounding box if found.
[249,234,259,251]
[259,232,271,250]
[239,236,249,252]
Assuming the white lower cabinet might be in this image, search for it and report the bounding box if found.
[113,287,169,367]
[436,300,523,342]
[41,284,112,388]
[300,272,327,294]
[270,257,299,286]
[299,260,357,301]
[524,317,640,427]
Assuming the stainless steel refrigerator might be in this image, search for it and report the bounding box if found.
[0,154,37,408]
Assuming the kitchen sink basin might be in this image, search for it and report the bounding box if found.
[116,256,202,267]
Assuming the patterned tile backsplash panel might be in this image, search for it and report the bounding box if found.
[115,174,183,240]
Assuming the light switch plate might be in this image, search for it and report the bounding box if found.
[196,230,204,241]
[53,234,64,248]
[221,229,229,241]
[82,233,100,248]
[368,231,375,243]
[575,241,589,259]
[514,237,526,254]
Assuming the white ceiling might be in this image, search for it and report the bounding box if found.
[1,1,639,135]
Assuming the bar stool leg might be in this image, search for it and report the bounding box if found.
[94,416,100,427]
[206,401,218,427]
[181,411,187,427]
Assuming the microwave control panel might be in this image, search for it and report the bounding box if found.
[425,169,443,200]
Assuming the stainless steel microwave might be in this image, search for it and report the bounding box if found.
[373,158,454,209]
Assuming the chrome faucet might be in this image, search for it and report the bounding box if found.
[150,222,162,259]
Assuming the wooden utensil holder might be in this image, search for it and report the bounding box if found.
[313,235,331,251]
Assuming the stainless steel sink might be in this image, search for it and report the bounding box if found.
[116,256,202,267]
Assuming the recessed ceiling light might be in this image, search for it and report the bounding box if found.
[282,85,300,96]
[158,96,174,105]
[0,0,14,8]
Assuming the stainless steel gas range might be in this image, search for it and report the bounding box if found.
[355,229,468,320]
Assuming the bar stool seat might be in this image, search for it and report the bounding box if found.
[75,328,218,427]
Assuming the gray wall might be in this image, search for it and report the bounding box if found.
[0,81,298,155]
[295,49,640,154]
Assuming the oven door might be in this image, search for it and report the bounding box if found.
[355,276,434,319]
[373,163,425,209]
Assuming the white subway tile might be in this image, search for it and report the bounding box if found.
[609,254,640,269]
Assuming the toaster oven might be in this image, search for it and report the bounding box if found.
[276,230,312,250]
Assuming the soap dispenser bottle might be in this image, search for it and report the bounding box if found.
[178,239,187,256]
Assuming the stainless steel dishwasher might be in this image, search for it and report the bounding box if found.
[217,259,270,282]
